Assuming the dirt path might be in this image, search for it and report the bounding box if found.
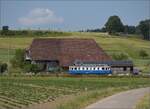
[85,87,150,109]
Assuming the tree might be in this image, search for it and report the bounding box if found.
[138,19,150,40]
[100,27,107,32]
[124,25,136,34]
[11,49,25,68]
[139,50,149,59]
[2,26,9,31]
[11,49,45,74]
[105,15,124,34]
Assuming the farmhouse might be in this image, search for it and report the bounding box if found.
[25,38,133,73]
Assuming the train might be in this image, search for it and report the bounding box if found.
[69,64,112,75]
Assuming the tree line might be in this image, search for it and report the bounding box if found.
[0,28,71,37]
[83,15,150,41]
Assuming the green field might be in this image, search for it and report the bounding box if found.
[0,32,150,72]
[0,77,150,109]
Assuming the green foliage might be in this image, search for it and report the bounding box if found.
[11,49,25,68]
[124,25,136,34]
[135,94,150,109]
[23,63,33,73]
[112,52,129,60]
[30,64,39,74]
[0,62,7,73]
[138,19,150,40]
[0,30,71,37]
[139,50,149,59]
[105,15,124,34]
[23,63,45,74]
[11,49,45,74]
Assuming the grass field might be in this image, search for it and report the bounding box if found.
[135,93,150,109]
[0,32,150,72]
[0,77,150,109]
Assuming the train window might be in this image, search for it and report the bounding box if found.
[74,67,77,70]
[93,67,95,70]
[106,68,107,70]
[96,67,98,70]
[72,68,74,70]
[102,67,104,70]
[90,67,92,70]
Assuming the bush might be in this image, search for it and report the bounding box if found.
[112,52,129,60]
[23,64,33,73]
[139,50,149,59]
[23,63,45,74]
[0,62,8,73]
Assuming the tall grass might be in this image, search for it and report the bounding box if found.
[135,93,150,109]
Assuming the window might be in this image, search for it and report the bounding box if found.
[93,67,95,70]
[72,68,74,70]
[102,67,104,70]
[74,67,77,70]
[90,67,92,70]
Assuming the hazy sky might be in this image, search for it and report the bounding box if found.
[0,0,150,31]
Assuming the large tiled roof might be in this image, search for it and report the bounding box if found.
[28,38,111,67]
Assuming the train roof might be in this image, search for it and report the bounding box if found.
[70,64,109,67]
[74,60,133,67]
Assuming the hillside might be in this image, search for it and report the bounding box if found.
[0,32,150,73]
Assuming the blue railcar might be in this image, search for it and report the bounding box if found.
[69,64,112,75]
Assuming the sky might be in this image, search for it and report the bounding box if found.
[0,0,150,31]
